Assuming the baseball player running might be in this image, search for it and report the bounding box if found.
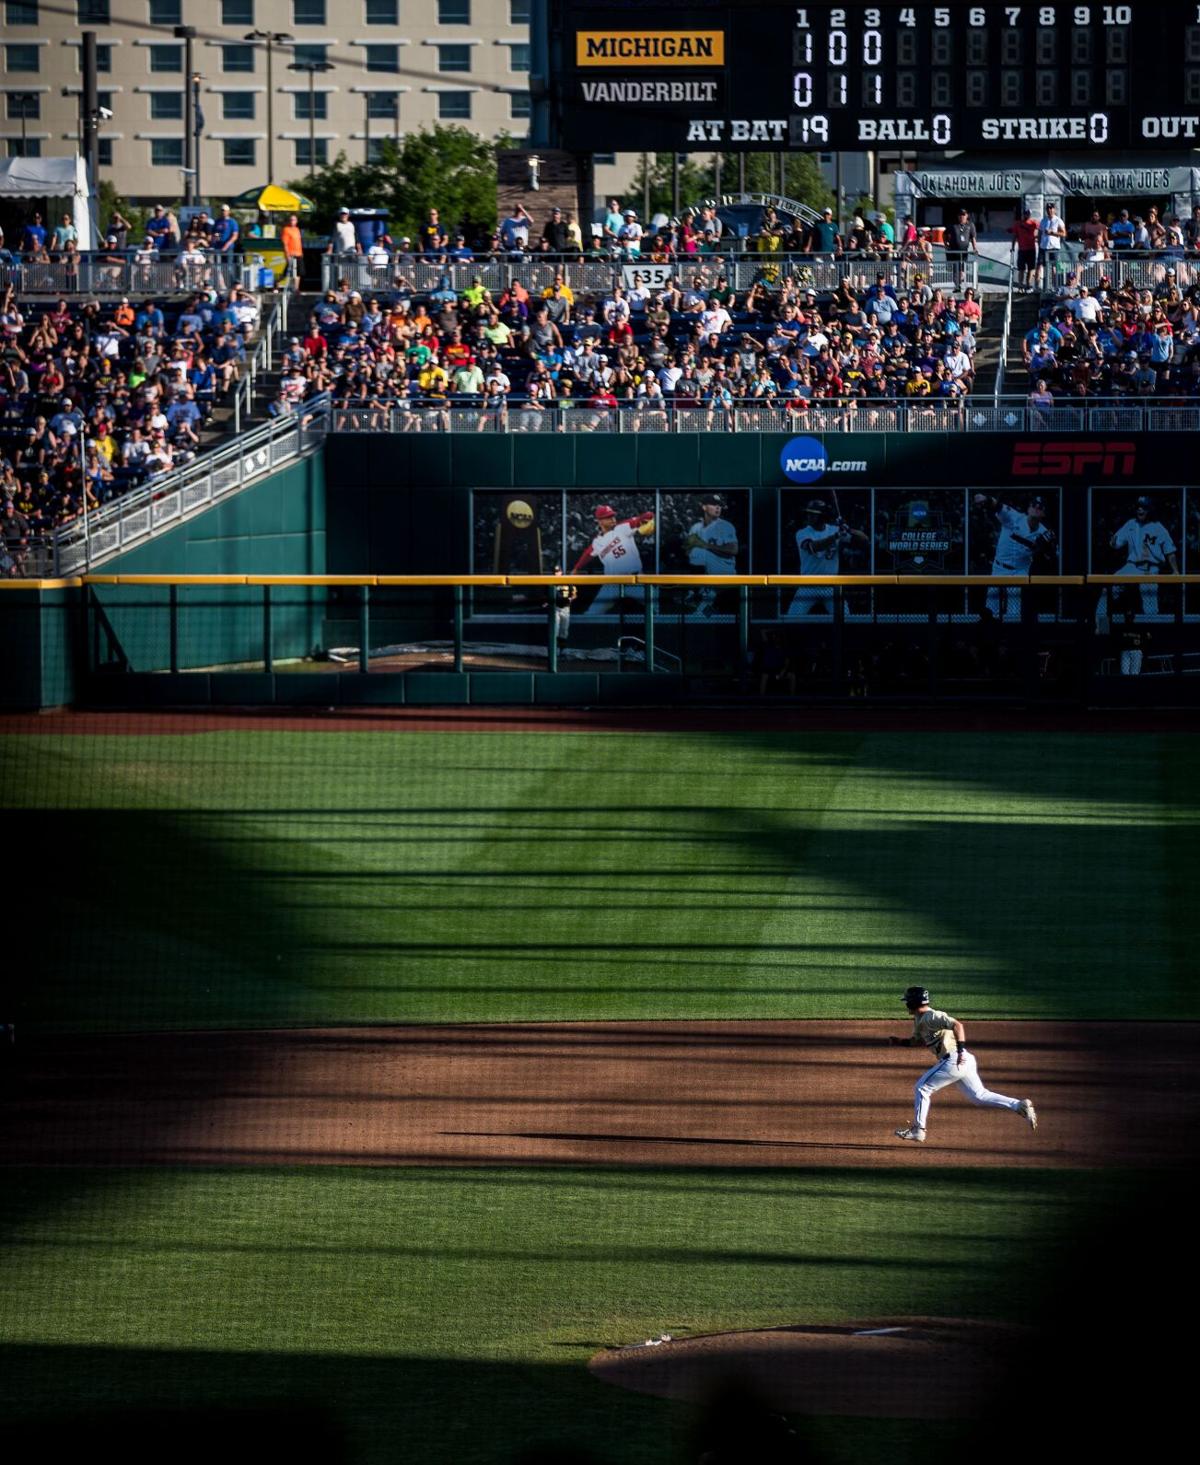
[973,491,1056,620]
[889,985,1037,1143]
[573,504,655,615]
[784,498,868,618]
[1096,495,1179,627]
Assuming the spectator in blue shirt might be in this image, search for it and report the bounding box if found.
[136,302,165,335]
[212,204,240,253]
[145,205,174,251]
[1109,210,1135,250]
[21,212,46,253]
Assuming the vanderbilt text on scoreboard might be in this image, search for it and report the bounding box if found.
[557,2,1200,151]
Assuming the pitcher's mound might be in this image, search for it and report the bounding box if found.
[589,1317,1026,1418]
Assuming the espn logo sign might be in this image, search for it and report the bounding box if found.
[576,31,725,67]
[1011,440,1136,477]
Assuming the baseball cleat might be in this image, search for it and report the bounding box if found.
[894,1126,926,1142]
[1020,1100,1038,1130]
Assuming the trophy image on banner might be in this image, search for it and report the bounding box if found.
[493,496,544,574]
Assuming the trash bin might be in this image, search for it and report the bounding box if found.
[349,208,389,251]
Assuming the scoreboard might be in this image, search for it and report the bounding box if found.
[556,1,1200,152]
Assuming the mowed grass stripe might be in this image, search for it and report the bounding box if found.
[3,730,1198,1027]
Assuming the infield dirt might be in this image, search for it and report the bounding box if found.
[2,1021,1194,1169]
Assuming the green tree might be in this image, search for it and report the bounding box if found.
[289,125,504,244]
[622,153,719,222]
[96,178,147,241]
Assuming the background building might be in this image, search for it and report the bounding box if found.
[1,0,648,205]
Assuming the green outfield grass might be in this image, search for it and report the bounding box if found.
[0,1164,1135,1465]
[3,729,1197,1029]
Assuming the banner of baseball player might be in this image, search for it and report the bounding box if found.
[473,489,751,619]
[472,486,1200,621]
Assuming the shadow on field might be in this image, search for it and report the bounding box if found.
[2,730,1197,1464]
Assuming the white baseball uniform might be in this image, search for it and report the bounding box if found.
[785,522,843,617]
[1098,515,1177,623]
[581,520,648,615]
[686,515,738,617]
[986,504,1055,619]
[905,1007,1025,1134]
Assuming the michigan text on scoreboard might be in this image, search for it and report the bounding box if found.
[555,1,1200,151]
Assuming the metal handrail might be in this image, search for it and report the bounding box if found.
[994,248,1016,405]
[53,392,330,574]
[233,289,288,434]
[327,396,1199,435]
[320,252,984,296]
[0,250,266,298]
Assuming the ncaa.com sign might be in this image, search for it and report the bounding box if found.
[780,436,867,485]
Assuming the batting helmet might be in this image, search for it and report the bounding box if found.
[901,986,930,1010]
[806,498,830,516]
[1135,495,1154,512]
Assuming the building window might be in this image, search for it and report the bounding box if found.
[509,91,530,119]
[366,136,391,161]
[221,0,254,22]
[365,44,399,72]
[149,44,183,72]
[438,45,470,72]
[221,91,256,120]
[437,90,471,119]
[293,0,325,22]
[510,0,530,21]
[365,0,397,21]
[8,138,41,157]
[509,42,530,72]
[148,0,182,22]
[5,2,39,24]
[94,44,113,72]
[438,0,469,22]
[294,137,329,167]
[223,138,256,166]
[97,137,113,166]
[150,92,184,119]
[77,0,110,20]
[222,44,255,72]
[366,90,397,119]
[292,43,329,67]
[293,91,327,120]
[6,92,40,121]
[150,137,184,166]
[5,45,39,73]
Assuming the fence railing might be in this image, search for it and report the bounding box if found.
[320,252,980,297]
[52,394,330,575]
[328,396,1200,436]
[233,290,288,434]
[1047,249,1200,293]
[0,251,268,298]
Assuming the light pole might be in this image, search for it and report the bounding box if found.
[173,25,197,206]
[246,29,293,184]
[288,60,333,182]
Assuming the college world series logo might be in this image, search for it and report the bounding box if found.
[780,436,867,485]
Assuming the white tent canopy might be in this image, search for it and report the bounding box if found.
[0,155,97,251]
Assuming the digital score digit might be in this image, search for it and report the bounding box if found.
[785,3,1196,150]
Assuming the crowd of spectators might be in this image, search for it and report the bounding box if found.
[0,264,261,574]
[299,204,983,428]
[1022,263,1200,405]
[325,199,929,270]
